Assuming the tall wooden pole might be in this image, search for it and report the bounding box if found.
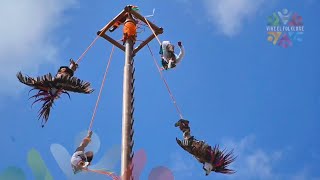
[121,14,136,180]
[96,5,163,179]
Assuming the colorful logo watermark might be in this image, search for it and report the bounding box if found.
[266,8,304,48]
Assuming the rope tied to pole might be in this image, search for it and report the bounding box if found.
[144,17,162,45]
[88,45,115,133]
[85,168,119,180]
[147,44,184,119]
[76,30,107,64]
[144,16,184,69]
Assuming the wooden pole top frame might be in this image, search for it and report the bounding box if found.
[97,5,164,55]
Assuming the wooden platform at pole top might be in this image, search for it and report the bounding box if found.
[97,5,163,54]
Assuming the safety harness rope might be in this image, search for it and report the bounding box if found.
[85,168,119,180]
[82,45,118,178]
[76,30,106,64]
[144,17,184,68]
[144,16,185,119]
[147,44,184,119]
[88,45,115,132]
[144,17,162,45]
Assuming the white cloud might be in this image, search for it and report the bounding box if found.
[169,135,320,180]
[203,0,266,37]
[222,135,282,180]
[221,135,320,180]
[291,169,309,180]
[169,151,198,177]
[0,0,78,96]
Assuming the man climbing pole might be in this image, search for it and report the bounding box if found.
[175,119,236,176]
[159,41,185,70]
[16,59,94,127]
[71,131,94,174]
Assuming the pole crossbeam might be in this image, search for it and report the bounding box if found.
[97,5,163,54]
[96,5,164,180]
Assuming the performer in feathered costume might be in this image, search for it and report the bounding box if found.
[17,59,94,127]
[175,119,236,176]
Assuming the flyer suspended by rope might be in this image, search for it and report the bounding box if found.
[87,45,115,133]
[70,46,116,178]
[15,27,108,127]
[144,16,185,71]
[17,59,94,127]
[174,119,236,176]
[147,44,184,119]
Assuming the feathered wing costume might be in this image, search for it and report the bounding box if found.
[17,59,94,127]
[175,119,236,175]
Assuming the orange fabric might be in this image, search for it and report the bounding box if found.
[114,21,121,27]
[83,138,91,143]
[123,21,136,38]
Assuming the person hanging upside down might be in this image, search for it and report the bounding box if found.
[56,58,78,78]
[16,59,93,127]
[175,119,236,176]
[71,131,94,174]
[159,41,185,70]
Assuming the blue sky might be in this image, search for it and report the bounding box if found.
[0,0,320,179]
